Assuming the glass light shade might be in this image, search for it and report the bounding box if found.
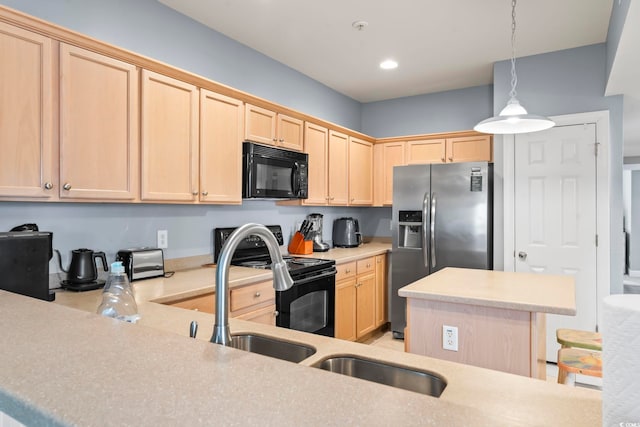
[474,97,555,134]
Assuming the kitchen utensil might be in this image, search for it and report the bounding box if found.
[56,248,108,285]
[332,217,362,248]
[306,213,330,252]
[116,248,165,281]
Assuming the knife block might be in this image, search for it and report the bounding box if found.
[288,232,313,255]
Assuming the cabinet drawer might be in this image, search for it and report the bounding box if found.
[336,261,357,281]
[356,257,375,275]
[230,280,275,312]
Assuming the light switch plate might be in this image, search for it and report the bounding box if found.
[442,325,458,351]
[157,230,168,249]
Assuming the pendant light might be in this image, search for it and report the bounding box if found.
[474,0,554,134]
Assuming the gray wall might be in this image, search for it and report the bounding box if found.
[492,43,624,294]
[361,85,493,138]
[0,0,361,130]
[606,0,632,84]
[630,171,640,272]
[0,202,391,274]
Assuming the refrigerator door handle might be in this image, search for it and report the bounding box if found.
[422,192,430,268]
[431,192,437,268]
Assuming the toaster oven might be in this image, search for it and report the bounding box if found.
[116,248,165,281]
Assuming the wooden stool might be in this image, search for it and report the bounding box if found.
[556,328,602,351]
[557,348,602,385]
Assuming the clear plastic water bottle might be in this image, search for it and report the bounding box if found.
[97,261,140,323]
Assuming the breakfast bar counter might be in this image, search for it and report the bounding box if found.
[399,267,576,378]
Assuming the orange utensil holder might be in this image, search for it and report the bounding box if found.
[288,232,313,255]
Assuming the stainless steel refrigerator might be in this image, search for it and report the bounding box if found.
[390,163,493,338]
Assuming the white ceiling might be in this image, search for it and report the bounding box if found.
[158,0,640,151]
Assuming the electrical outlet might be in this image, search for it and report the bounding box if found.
[442,325,458,351]
[157,230,168,249]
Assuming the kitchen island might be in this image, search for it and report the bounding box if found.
[399,267,576,379]
[0,247,600,426]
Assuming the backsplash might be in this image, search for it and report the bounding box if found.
[0,201,391,274]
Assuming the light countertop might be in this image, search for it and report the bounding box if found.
[398,267,576,315]
[1,244,602,426]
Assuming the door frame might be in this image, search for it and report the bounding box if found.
[503,110,611,327]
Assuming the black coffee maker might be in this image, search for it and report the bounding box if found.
[0,224,54,301]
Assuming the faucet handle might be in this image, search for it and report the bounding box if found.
[189,320,198,339]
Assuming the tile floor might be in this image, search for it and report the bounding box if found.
[365,330,602,390]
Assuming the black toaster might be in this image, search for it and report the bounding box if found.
[116,248,165,281]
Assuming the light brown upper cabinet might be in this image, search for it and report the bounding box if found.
[303,122,330,205]
[407,135,492,164]
[200,90,244,204]
[141,70,199,202]
[59,44,139,200]
[328,130,350,205]
[0,22,54,199]
[348,137,373,205]
[378,142,406,206]
[245,103,303,151]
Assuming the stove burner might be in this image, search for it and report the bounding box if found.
[238,260,270,268]
[289,258,324,266]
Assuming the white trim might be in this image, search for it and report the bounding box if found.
[502,110,611,328]
[628,269,640,278]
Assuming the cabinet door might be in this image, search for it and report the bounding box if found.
[0,23,54,198]
[335,278,357,341]
[382,142,405,205]
[348,137,373,205]
[328,130,349,205]
[303,122,329,205]
[375,254,388,327]
[141,70,199,201]
[60,44,139,200]
[356,273,376,338]
[168,293,215,313]
[200,90,243,204]
[277,114,304,151]
[245,103,276,145]
[407,139,446,164]
[234,304,277,326]
[446,135,492,163]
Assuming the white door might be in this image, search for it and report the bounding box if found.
[514,124,598,362]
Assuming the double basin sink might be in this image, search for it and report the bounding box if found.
[229,333,447,398]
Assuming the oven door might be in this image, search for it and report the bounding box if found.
[276,269,335,337]
[244,154,302,199]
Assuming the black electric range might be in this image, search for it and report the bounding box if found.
[213,225,336,337]
[213,225,335,278]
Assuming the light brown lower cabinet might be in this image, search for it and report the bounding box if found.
[335,256,385,341]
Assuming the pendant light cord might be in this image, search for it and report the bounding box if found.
[509,0,518,100]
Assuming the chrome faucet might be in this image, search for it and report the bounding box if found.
[210,223,294,346]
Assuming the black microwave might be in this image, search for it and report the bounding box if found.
[242,141,308,199]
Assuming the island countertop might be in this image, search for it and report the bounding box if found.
[398,267,576,315]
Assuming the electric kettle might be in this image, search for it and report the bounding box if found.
[56,248,108,285]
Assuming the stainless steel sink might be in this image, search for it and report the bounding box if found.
[314,356,447,397]
[229,334,316,363]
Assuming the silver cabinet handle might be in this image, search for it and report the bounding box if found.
[272,138,278,142]
[62,183,71,191]
[518,251,527,260]
[44,182,53,190]
[279,138,284,142]
[202,191,208,196]
[254,291,261,298]
[192,191,198,196]
[273,310,279,317]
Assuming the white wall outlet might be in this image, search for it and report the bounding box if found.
[442,325,458,351]
[157,230,168,249]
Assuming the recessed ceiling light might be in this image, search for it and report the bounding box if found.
[380,59,398,70]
